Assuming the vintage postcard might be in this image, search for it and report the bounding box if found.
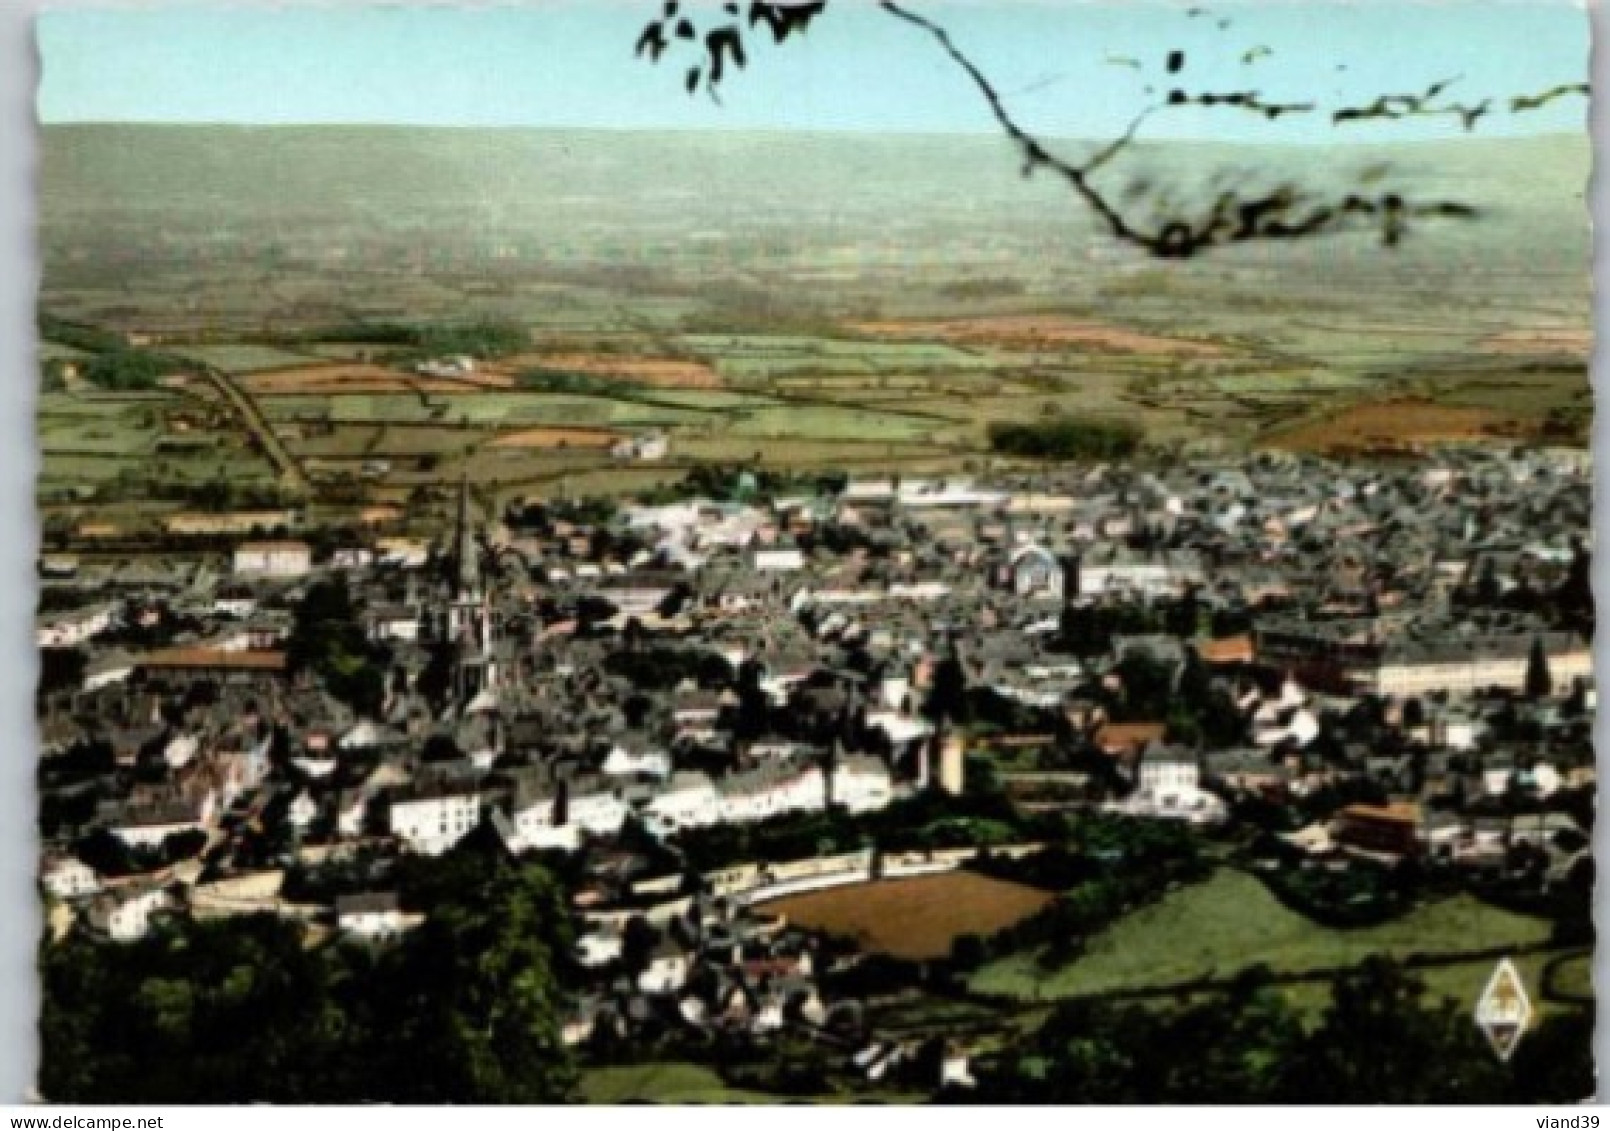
[32,0,1593,1104]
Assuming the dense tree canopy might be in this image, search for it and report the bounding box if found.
[971,958,1590,1104]
[286,575,391,717]
[39,854,576,1103]
[988,415,1143,461]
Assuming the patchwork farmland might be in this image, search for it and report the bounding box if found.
[37,128,1591,548]
[40,311,1588,543]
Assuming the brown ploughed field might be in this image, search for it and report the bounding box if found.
[758,871,1055,960]
[500,352,723,388]
[1261,398,1518,454]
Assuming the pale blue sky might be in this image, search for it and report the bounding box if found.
[36,1,1590,142]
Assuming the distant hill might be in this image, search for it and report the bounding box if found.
[41,123,1587,231]
[37,125,1590,332]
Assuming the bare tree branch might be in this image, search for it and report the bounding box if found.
[1511,82,1591,112]
[1167,87,1315,120]
[1080,106,1157,177]
[873,0,1445,257]
[1332,77,1494,131]
[630,2,1589,258]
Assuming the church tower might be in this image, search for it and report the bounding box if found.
[446,475,497,708]
[448,474,483,639]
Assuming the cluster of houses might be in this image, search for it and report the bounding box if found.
[33,445,1595,1069]
[565,894,838,1047]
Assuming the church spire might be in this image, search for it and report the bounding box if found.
[455,473,481,597]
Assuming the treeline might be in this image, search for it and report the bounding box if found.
[602,645,731,692]
[78,350,194,391]
[39,852,577,1103]
[1251,852,1425,929]
[286,576,393,718]
[38,315,127,355]
[297,320,530,360]
[38,315,198,391]
[988,414,1142,460]
[673,790,1064,873]
[963,957,1594,1104]
[517,367,616,395]
[961,817,1210,970]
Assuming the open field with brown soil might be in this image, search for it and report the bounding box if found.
[241,363,515,395]
[1258,398,1523,455]
[851,317,1226,358]
[502,352,723,388]
[487,426,622,449]
[1478,327,1592,357]
[758,872,1055,961]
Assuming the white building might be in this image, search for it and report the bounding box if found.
[597,573,681,617]
[1362,637,1594,698]
[415,355,476,378]
[88,885,171,943]
[40,854,101,901]
[506,778,629,852]
[110,796,213,850]
[336,892,418,942]
[832,756,894,813]
[377,538,430,568]
[1008,545,1065,602]
[717,763,826,825]
[1138,748,1199,800]
[752,546,805,572]
[84,654,135,691]
[637,943,691,994]
[36,603,114,649]
[213,592,257,619]
[1118,744,1227,827]
[337,790,371,839]
[232,540,313,578]
[612,431,671,461]
[575,930,625,968]
[1252,707,1321,748]
[1079,551,1203,599]
[287,789,320,830]
[644,772,722,836]
[389,780,485,856]
[368,607,422,643]
[602,742,673,779]
[568,784,630,838]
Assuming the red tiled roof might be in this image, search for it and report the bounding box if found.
[1094,721,1167,755]
[1198,635,1256,664]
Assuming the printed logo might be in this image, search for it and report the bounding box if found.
[1475,957,1533,1062]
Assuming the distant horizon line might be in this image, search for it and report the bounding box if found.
[37,119,1586,149]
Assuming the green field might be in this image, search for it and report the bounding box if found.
[33,129,1592,519]
[38,388,285,504]
[39,403,157,456]
[971,869,1557,1000]
[37,307,1591,520]
[577,1062,782,1104]
[1554,952,1593,997]
[1275,947,1580,1022]
[684,334,1000,384]
[576,1061,921,1105]
[38,341,90,362]
[169,344,320,372]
